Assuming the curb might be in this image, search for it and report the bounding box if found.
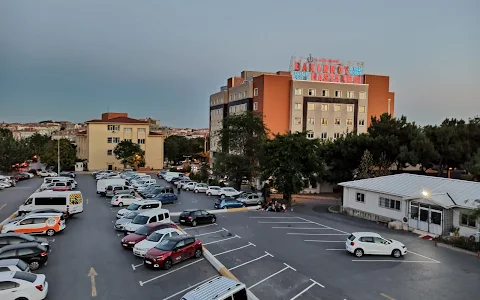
[170,206,260,217]
[176,224,259,300]
[327,205,340,214]
[436,242,479,257]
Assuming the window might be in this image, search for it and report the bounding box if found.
[334,132,341,139]
[347,91,355,98]
[322,89,329,97]
[359,91,366,99]
[346,119,353,126]
[138,128,146,133]
[232,288,248,300]
[253,102,258,111]
[170,231,179,237]
[460,213,477,228]
[107,150,113,156]
[253,88,258,96]
[107,137,112,143]
[334,90,342,97]
[17,248,34,256]
[307,103,315,111]
[295,88,302,95]
[294,103,302,110]
[379,197,401,211]
[306,132,314,139]
[107,125,120,131]
[356,193,365,203]
[238,93,241,99]
[307,118,315,125]
[34,197,66,206]
[137,139,145,144]
[112,137,120,143]
[294,118,302,125]
[360,236,374,243]
[321,132,328,139]
[243,91,247,98]
[334,105,341,112]
[308,88,316,96]
[0,281,19,290]
[124,128,132,133]
[230,95,233,101]
[347,105,354,112]
[321,104,328,111]
[359,119,365,126]
[334,118,341,125]
[124,139,132,142]
[359,106,366,113]
[321,118,328,125]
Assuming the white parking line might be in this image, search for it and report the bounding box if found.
[203,235,240,245]
[248,264,295,290]
[352,260,440,263]
[407,250,441,263]
[295,217,349,234]
[283,263,296,271]
[213,242,256,257]
[310,279,325,288]
[290,283,316,300]
[272,227,332,230]
[288,233,349,236]
[182,223,217,230]
[229,252,273,271]
[304,240,345,243]
[131,262,143,270]
[161,276,217,300]
[0,204,6,211]
[139,259,205,286]
[326,249,344,251]
[194,229,227,237]
[250,217,299,219]
[258,221,311,224]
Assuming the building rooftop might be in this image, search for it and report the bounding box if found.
[339,173,480,209]
[86,116,149,124]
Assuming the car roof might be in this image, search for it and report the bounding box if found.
[167,234,194,242]
[137,208,169,216]
[0,271,16,279]
[184,209,200,212]
[152,227,178,234]
[133,200,159,204]
[0,242,43,252]
[146,221,175,228]
[24,213,62,218]
[351,232,382,238]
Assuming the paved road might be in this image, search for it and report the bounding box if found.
[0,177,42,221]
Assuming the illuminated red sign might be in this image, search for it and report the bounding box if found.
[290,55,364,84]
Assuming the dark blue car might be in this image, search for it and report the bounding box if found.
[150,193,178,204]
[214,198,246,209]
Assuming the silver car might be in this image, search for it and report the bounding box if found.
[105,185,135,198]
[114,211,140,231]
[237,193,264,205]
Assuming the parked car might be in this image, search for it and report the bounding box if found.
[105,185,135,197]
[345,232,407,258]
[0,233,50,250]
[218,187,242,197]
[183,182,197,191]
[0,243,48,270]
[179,209,216,227]
[0,258,31,273]
[114,211,140,231]
[110,194,143,207]
[176,179,191,189]
[157,171,167,179]
[1,213,66,237]
[144,235,203,270]
[150,193,178,204]
[181,276,247,300]
[116,200,162,219]
[123,209,171,235]
[0,271,48,299]
[39,170,56,177]
[194,183,209,193]
[236,192,264,205]
[120,222,178,249]
[206,186,222,196]
[133,227,184,257]
[59,171,75,178]
[214,198,246,209]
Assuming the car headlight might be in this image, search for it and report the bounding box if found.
[121,239,125,243]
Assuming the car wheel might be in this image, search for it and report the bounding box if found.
[46,229,55,236]
[194,248,203,258]
[257,201,262,205]
[207,192,211,196]
[186,188,189,191]
[118,202,123,207]
[222,206,227,209]
[211,217,216,223]
[192,220,197,227]
[163,258,172,270]
[29,261,40,271]
[130,192,135,196]
[220,194,225,197]
[392,249,402,258]
[194,190,198,193]
[354,249,364,258]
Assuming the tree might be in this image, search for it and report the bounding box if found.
[39,139,77,171]
[26,133,51,161]
[213,152,251,189]
[409,131,439,171]
[357,150,375,179]
[164,136,205,163]
[0,128,30,173]
[113,140,144,169]
[260,132,324,207]
[465,149,480,181]
[190,162,210,183]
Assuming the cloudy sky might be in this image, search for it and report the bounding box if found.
[0,0,478,128]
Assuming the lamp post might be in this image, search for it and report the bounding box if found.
[57,139,60,175]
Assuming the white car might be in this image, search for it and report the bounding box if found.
[194,183,209,193]
[132,228,184,257]
[110,194,142,207]
[0,181,10,189]
[0,271,48,300]
[219,187,242,197]
[39,171,56,177]
[206,186,221,196]
[116,200,161,219]
[183,182,198,191]
[176,179,191,189]
[345,232,407,258]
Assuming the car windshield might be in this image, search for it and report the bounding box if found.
[155,239,177,251]
[348,234,356,241]
[146,232,165,242]
[124,212,139,219]
[13,271,37,283]
[134,226,150,236]
[132,215,149,225]
[127,204,141,210]
[180,211,192,217]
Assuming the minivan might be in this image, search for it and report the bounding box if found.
[123,208,171,234]
[116,200,162,219]
[181,276,248,300]
[105,185,135,197]
[142,186,174,198]
[18,191,84,216]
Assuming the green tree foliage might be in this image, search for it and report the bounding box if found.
[164,136,205,163]
[113,140,145,168]
[189,163,211,183]
[39,139,77,171]
[0,129,30,173]
[260,132,324,207]
[357,150,375,179]
[25,133,51,160]
[465,149,480,181]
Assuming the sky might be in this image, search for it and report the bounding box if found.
[0,0,478,128]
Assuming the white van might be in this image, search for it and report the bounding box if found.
[97,178,129,195]
[18,191,84,216]
[116,200,162,219]
[123,208,171,234]
[181,276,248,300]
[164,172,184,182]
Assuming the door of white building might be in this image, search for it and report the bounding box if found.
[409,202,443,235]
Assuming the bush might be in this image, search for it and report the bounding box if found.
[438,236,480,252]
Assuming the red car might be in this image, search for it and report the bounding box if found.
[121,222,178,249]
[144,235,203,270]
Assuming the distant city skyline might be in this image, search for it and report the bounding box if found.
[0,0,478,127]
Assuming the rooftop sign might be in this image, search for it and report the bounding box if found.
[290,55,364,84]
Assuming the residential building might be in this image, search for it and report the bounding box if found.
[339,173,480,237]
[76,112,165,171]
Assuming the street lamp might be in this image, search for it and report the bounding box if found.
[57,139,60,175]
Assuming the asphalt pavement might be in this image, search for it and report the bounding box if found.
[0,177,42,221]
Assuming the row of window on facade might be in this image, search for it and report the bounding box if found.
[294,117,365,126]
[229,103,247,114]
[294,88,366,99]
[299,103,366,113]
[306,132,346,140]
[107,125,146,133]
[356,193,402,211]
[229,91,248,102]
[107,138,145,145]
[211,98,224,106]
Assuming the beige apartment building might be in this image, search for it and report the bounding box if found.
[76,112,165,171]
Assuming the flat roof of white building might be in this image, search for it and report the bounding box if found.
[339,173,480,209]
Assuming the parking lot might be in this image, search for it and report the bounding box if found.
[1,174,479,300]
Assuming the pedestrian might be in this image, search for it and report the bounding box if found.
[177,186,181,194]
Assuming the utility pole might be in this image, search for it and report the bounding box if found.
[57,139,60,175]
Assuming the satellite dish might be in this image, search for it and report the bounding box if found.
[402,217,408,223]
